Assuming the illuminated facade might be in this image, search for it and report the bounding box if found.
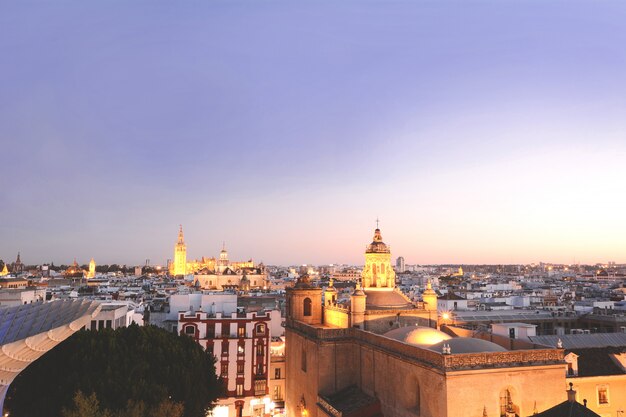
[169,227,261,285]
[173,225,187,276]
[0,264,7,277]
[64,259,84,278]
[285,225,573,417]
[361,228,395,289]
[87,258,96,279]
[175,293,282,417]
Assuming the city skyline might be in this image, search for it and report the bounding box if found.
[3,1,626,265]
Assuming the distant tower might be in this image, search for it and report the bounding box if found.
[396,256,405,273]
[422,279,438,312]
[361,224,396,289]
[173,225,187,276]
[217,242,229,273]
[87,258,96,279]
[13,252,24,274]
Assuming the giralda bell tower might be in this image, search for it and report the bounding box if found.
[173,225,187,276]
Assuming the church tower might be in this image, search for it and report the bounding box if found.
[217,242,229,273]
[361,225,396,289]
[87,258,96,279]
[286,274,322,325]
[422,279,438,311]
[173,225,187,276]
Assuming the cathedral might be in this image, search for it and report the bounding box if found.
[169,225,268,291]
[285,226,567,417]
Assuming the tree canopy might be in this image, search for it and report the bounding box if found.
[6,324,221,417]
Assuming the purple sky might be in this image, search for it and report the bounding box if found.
[2,1,626,266]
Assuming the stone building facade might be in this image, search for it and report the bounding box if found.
[285,226,569,417]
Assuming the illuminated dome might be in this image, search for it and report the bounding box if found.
[428,337,507,354]
[364,289,413,309]
[384,326,452,347]
[366,228,390,254]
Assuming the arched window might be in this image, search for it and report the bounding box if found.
[184,325,195,335]
[303,298,312,317]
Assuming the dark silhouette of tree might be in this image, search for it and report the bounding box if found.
[6,325,221,417]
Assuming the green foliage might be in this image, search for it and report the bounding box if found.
[61,391,184,417]
[6,325,221,417]
[62,391,112,417]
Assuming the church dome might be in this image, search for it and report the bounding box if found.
[428,337,507,354]
[366,228,390,254]
[364,289,413,309]
[384,326,452,347]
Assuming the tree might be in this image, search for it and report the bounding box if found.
[62,391,184,417]
[6,325,221,417]
[62,392,112,417]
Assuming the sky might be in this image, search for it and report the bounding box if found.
[2,0,626,266]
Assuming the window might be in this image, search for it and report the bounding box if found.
[221,341,229,354]
[598,386,609,405]
[254,380,266,396]
[221,363,228,376]
[303,298,312,317]
[273,385,282,400]
[106,320,112,328]
[90,320,97,331]
[256,342,265,356]
[238,343,245,355]
[185,325,195,335]
[256,363,264,375]
[238,325,246,337]
[237,363,245,374]
[206,324,215,338]
[221,324,230,337]
[274,368,281,379]
[301,348,307,372]
[236,383,244,397]
[256,323,265,335]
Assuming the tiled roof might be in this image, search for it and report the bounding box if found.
[569,347,626,377]
[530,333,626,349]
[534,400,601,417]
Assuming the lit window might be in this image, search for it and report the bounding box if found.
[238,344,245,354]
[598,386,609,405]
[274,368,281,379]
[238,326,246,337]
[236,383,244,397]
[254,380,266,396]
[273,385,282,400]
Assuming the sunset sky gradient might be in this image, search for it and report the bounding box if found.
[2,1,626,265]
